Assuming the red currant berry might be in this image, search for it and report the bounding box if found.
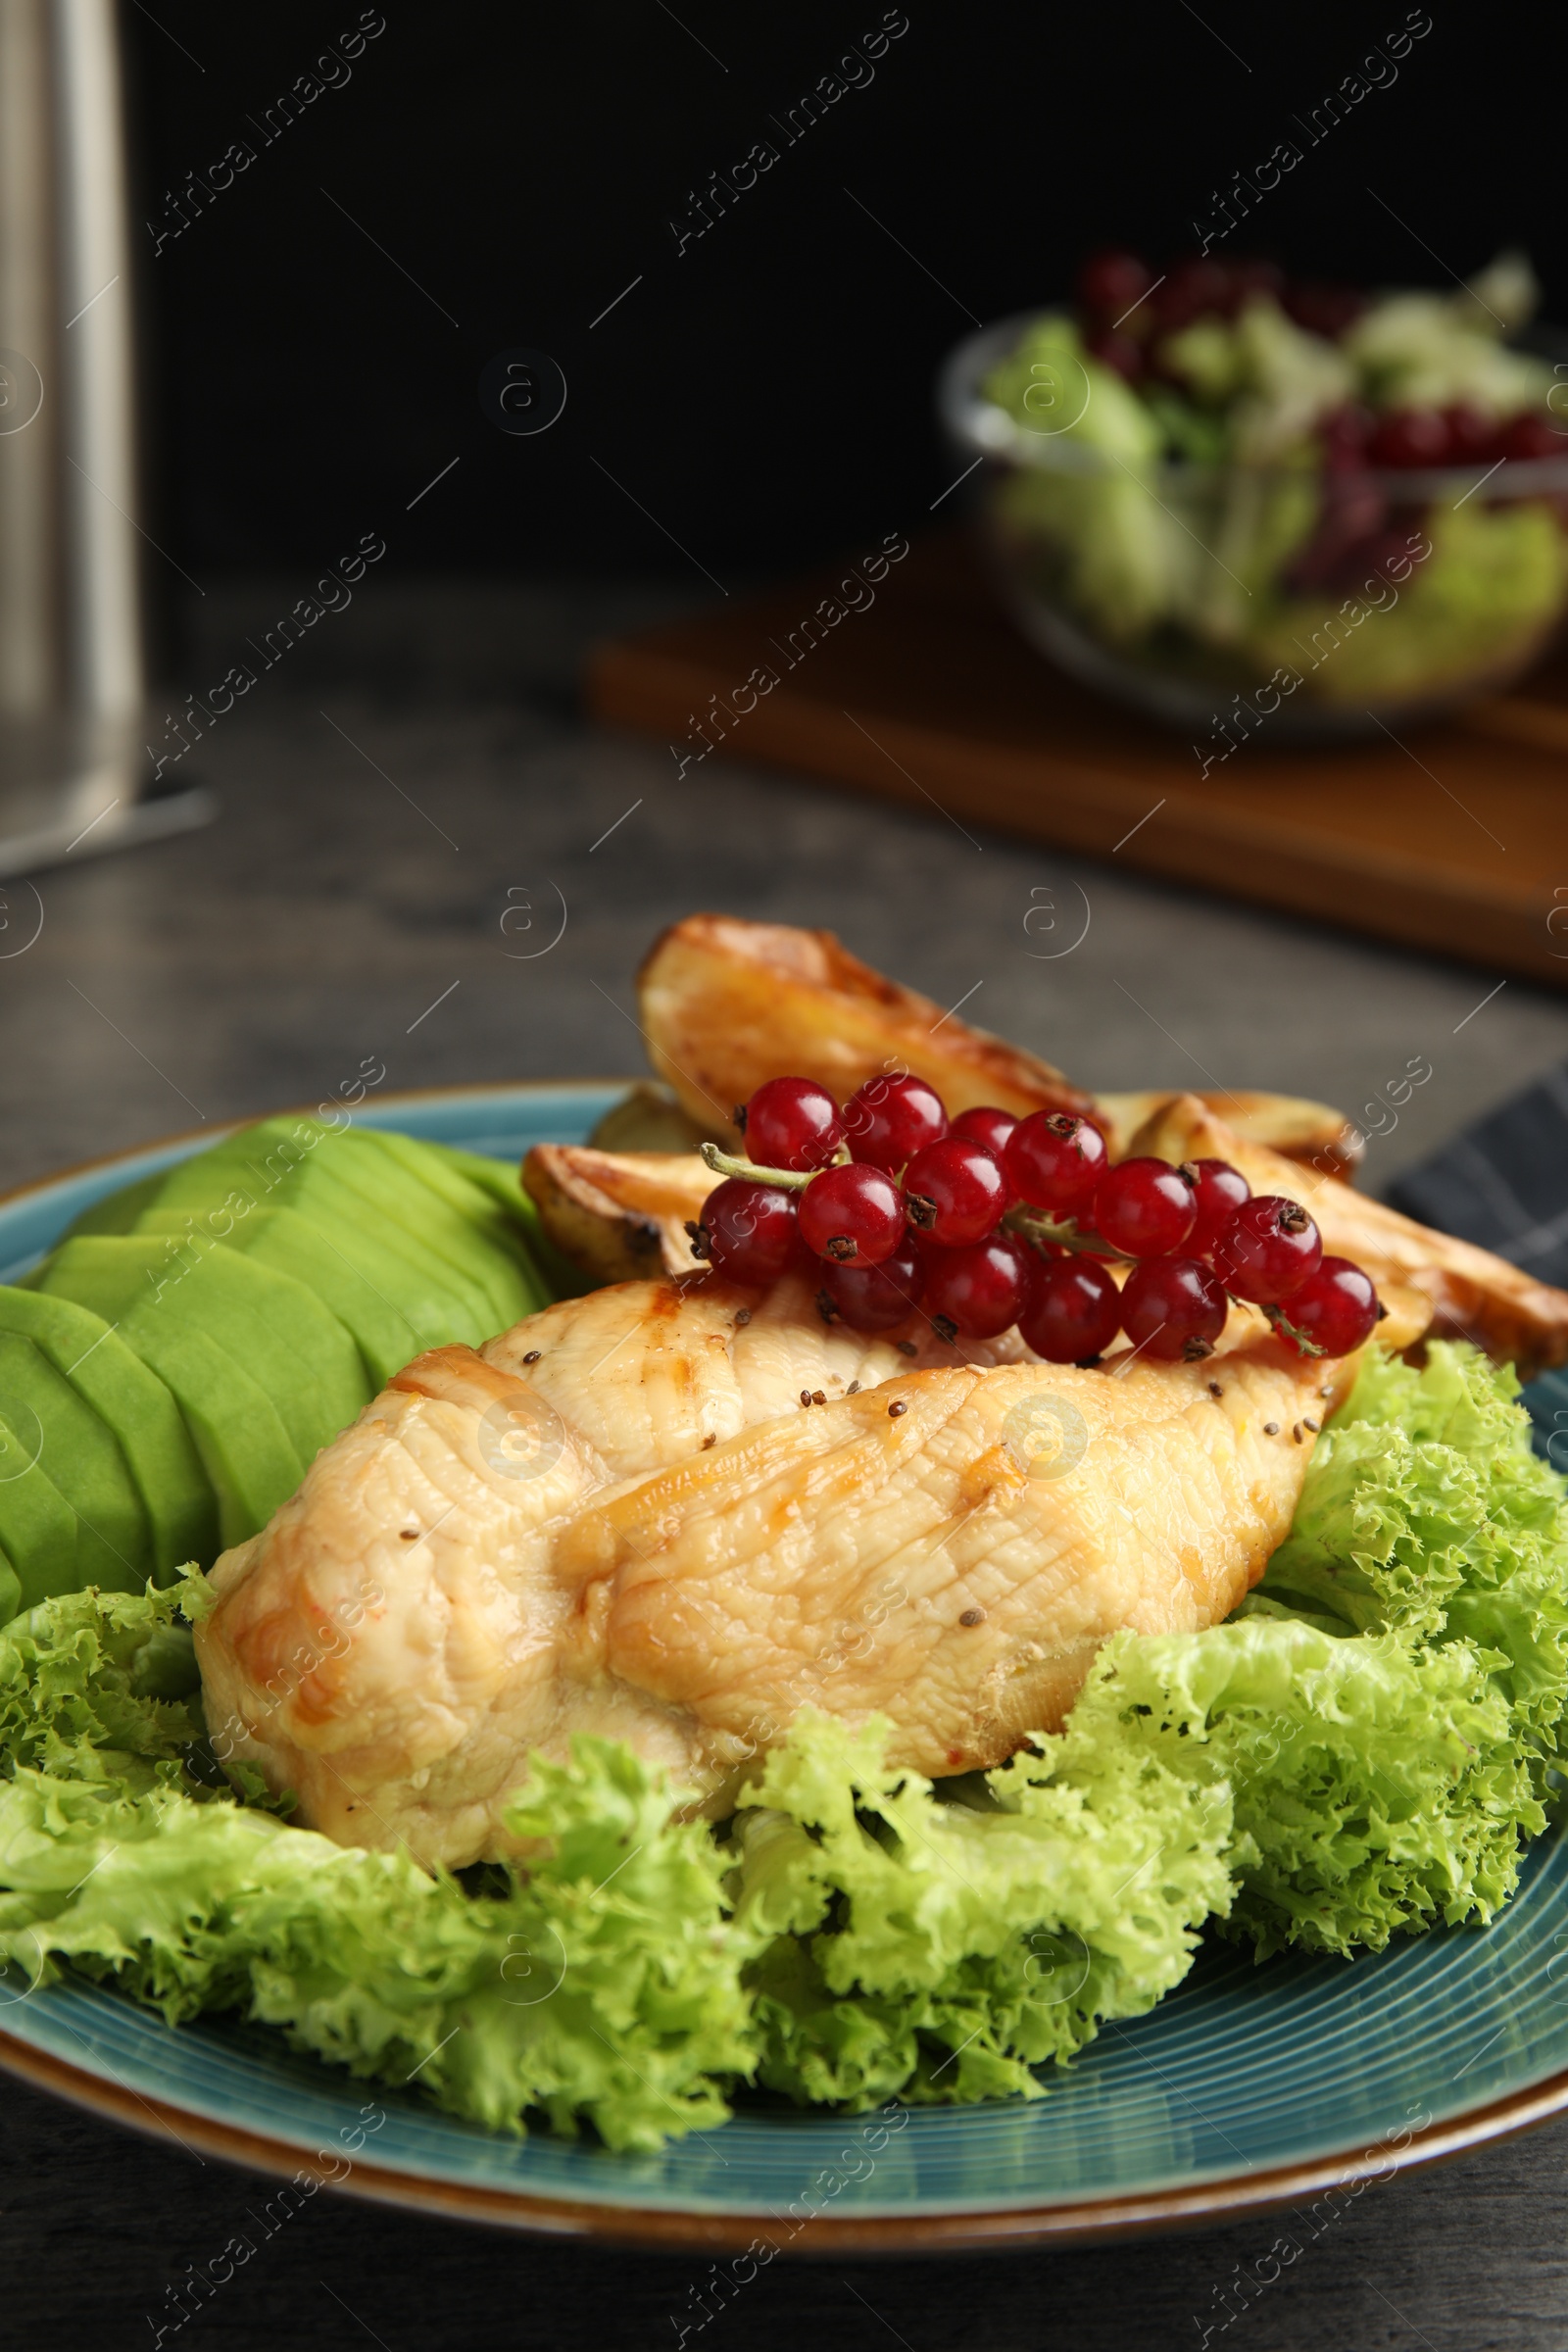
[742,1076,843,1172]
[821,1247,923,1334]
[1211,1195,1323,1302]
[1018,1257,1123,1363]
[843,1073,948,1171]
[1276,1256,1380,1356]
[902,1136,1008,1247]
[1442,403,1495,462]
[1184,1158,1251,1258]
[698,1180,800,1284]
[798,1162,906,1267]
[922,1232,1034,1340]
[951,1105,1019,1158]
[1119,1256,1227,1361]
[1091,1155,1198,1258]
[1496,412,1561,463]
[1004,1110,1108,1214]
[1367,408,1450,468]
[1076,247,1155,323]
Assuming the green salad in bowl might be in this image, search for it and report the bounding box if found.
[938,248,1568,741]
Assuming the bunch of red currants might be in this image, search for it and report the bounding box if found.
[692,1075,1382,1365]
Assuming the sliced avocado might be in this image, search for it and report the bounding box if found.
[151,1124,502,1343]
[0,1541,20,1626]
[62,1169,170,1240]
[362,1133,549,1312]
[35,1241,305,1547]
[0,1330,151,1590]
[331,1130,537,1330]
[0,1406,92,1608]
[135,1204,422,1389]
[36,1233,365,1469]
[0,1287,216,1575]
[440,1146,593,1299]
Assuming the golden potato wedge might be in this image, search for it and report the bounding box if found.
[586,1080,721,1154]
[1126,1094,1568,1379]
[1094,1090,1363,1181]
[522,1146,710,1285]
[637,915,1361,1180]
[637,914,1093,1143]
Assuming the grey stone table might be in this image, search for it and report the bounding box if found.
[3,581,1568,2350]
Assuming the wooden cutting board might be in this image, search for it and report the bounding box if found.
[586,533,1568,990]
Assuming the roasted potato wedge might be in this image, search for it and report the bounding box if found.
[637,914,1093,1142]
[522,1146,710,1285]
[1127,1093,1568,1379]
[638,914,1360,1178]
[586,1080,721,1154]
[1094,1090,1363,1180]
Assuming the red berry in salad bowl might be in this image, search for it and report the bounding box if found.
[951,1104,1018,1158]
[1154,255,1230,334]
[697,1180,801,1284]
[821,1247,923,1333]
[1118,1255,1228,1361]
[798,1161,906,1266]
[922,1232,1035,1340]
[1442,403,1495,462]
[1091,1155,1198,1258]
[1282,279,1365,341]
[843,1073,947,1171]
[1367,408,1450,468]
[741,1076,843,1172]
[1496,411,1562,462]
[1184,1158,1251,1258]
[1076,247,1155,324]
[1276,1255,1380,1356]
[1210,1195,1323,1302]
[902,1136,1008,1246]
[1018,1256,1123,1363]
[1004,1110,1107,1214]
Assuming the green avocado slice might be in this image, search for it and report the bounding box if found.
[357,1132,549,1318]
[0,1541,19,1625]
[0,1405,94,1608]
[36,1233,366,1470]
[280,1124,530,1332]
[0,1330,152,1591]
[135,1204,423,1390]
[63,1169,170,1240]
[0,1287,216,1575]
[150,1125,502,1343]
[34,1241,305,1548]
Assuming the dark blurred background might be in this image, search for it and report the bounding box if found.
[123,0,1557,603]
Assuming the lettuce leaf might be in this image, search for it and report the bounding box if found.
[1065,1618,1540,1958]
[0,1591,755,2151]
[729,1710,1233,2109]
[1251,1342,1568,1774]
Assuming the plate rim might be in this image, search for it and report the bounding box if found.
[3,1087,1567,2254]
[4,2020,1567,2254]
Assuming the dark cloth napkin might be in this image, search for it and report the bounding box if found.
[1388,1062,1568,1292]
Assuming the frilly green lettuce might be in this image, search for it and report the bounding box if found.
[729,1711,1233,2109]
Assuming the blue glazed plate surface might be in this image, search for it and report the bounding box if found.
[2,1084,1566,2250]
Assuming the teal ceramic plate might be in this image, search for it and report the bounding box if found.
[4,1084,1568,2253]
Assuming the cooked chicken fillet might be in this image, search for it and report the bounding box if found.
[196,1275,1350,1870]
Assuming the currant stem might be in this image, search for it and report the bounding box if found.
[699,1141,814,1192]
[1263,1301,1327,1356]
[1004,1204,1121,1259]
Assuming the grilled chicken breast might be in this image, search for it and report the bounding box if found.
[196,1274,1351,1870]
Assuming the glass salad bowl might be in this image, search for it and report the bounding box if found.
[937,274,1568,746]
